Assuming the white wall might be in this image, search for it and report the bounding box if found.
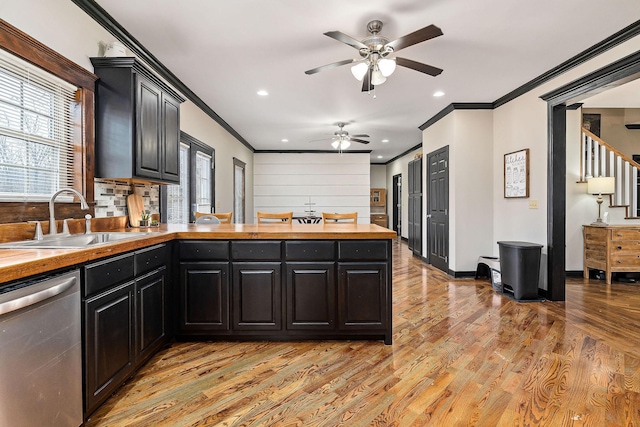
[493,33,640,287]
[422,110,494,272]
[2,0,253,221]
[386,147,422,239]
[370,165,387,189]
[254,153,370,223]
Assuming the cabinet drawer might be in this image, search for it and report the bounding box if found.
[610,229,640,241]
[610,240,640,254]
[285,241,335,261]
[84,253,135,297]
[180,241,229,260]
[135,244,168,275]
[338,241,388,261]
[232,241,281,261]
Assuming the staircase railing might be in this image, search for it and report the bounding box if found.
[581,128,640,218]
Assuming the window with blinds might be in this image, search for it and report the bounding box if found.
[0,49,78,201]
[166,143,189,223]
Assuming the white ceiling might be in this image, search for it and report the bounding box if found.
[93,0,640,163]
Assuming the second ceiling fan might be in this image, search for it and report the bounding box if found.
[305,20,443,91]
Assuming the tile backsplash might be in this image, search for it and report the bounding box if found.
[94,179,159,218]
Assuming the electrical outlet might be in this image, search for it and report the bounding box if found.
[529,199,539,209]
[216,201,221,209]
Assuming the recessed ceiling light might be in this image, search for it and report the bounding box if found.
[281,139,288,142]
[257,90,269,96]
[377,155,383,159]
[433,91,445,97]
[381,139,389,143]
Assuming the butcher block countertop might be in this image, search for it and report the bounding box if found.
[0,223,396,285]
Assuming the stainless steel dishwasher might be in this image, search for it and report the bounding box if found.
[0,269,83,427]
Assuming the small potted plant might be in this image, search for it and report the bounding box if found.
[140,210,151,227]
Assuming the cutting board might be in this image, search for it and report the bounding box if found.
[126,192,145,227]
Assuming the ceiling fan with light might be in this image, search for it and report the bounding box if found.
[309,123,370,152]
[305,20,443,92]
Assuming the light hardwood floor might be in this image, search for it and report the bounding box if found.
[86,239,640,426]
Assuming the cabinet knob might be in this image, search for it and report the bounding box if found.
[618,246,622,250]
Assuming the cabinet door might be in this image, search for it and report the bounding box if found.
[84,281,135,414]
[136,267,166,363]
[179,262,230,332]
[286,262,336,330]
[338,262,387,330]
[136,76,162,180]
[232,262,281,330]
[161,94,180,182]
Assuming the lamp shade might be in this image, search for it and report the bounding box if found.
[587,176,615,195]
[350,62,369,81]
[371,69,387,85]
[378,58,397,77]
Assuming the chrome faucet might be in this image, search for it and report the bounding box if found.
[49,188,89,235]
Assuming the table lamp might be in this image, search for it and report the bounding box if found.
[587,176,615,224]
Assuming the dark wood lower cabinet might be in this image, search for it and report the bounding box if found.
[84,281,135,415]
[286,262,335,330]
[338,263,387,329]
[83,244,169,417]
[179,262,230,332]
[177,239,392,344]
[136,267,167,363]
[232,262,282,330]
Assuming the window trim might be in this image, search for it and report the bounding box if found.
[160,131,215,223]
[0,19,97,222]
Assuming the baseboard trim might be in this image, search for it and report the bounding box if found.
[450,270,477,278]
[565,270,584,278]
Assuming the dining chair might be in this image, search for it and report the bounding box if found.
[322,212,358,224]
[196,211,233,223]
[256,211,293,223]
[195,214,221,224]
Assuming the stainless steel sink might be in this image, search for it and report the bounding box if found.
[0,232,158,249]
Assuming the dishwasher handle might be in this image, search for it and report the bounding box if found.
[0,273,78,316]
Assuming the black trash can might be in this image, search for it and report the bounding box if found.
[497,241,543,301]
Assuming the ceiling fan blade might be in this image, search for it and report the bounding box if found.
[308,137,333,143]
[350,138,370,145]
[361,67,373,92]
[396,57,443,76]
[351,134,370,138]
[305,58,356,75]
[324,31,368,50]
[385,24,443,51]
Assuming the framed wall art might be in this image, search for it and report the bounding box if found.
[504,148,529,198]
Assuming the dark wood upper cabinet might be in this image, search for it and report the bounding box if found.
[91,57,185,184]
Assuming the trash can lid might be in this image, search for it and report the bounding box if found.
[497,241,543,249]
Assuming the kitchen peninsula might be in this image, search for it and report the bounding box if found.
[0,223,395,344]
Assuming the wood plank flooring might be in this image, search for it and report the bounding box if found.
[86,239,640,426]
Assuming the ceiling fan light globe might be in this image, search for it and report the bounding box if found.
[378,58,396,77]
[331,140,340,149]
[371,69,387,85]
[351,62,369,81]
[341,140,351,149]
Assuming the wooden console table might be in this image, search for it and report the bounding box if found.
[583,224,640,284]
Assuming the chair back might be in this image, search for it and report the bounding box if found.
[322,212,358,224]
[195,211,233,223]
[195,215,221,224]
[256,211,293,224]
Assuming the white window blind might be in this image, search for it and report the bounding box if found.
[166,143,189,223]
[0,49,78,201]
[195,151,212,213]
